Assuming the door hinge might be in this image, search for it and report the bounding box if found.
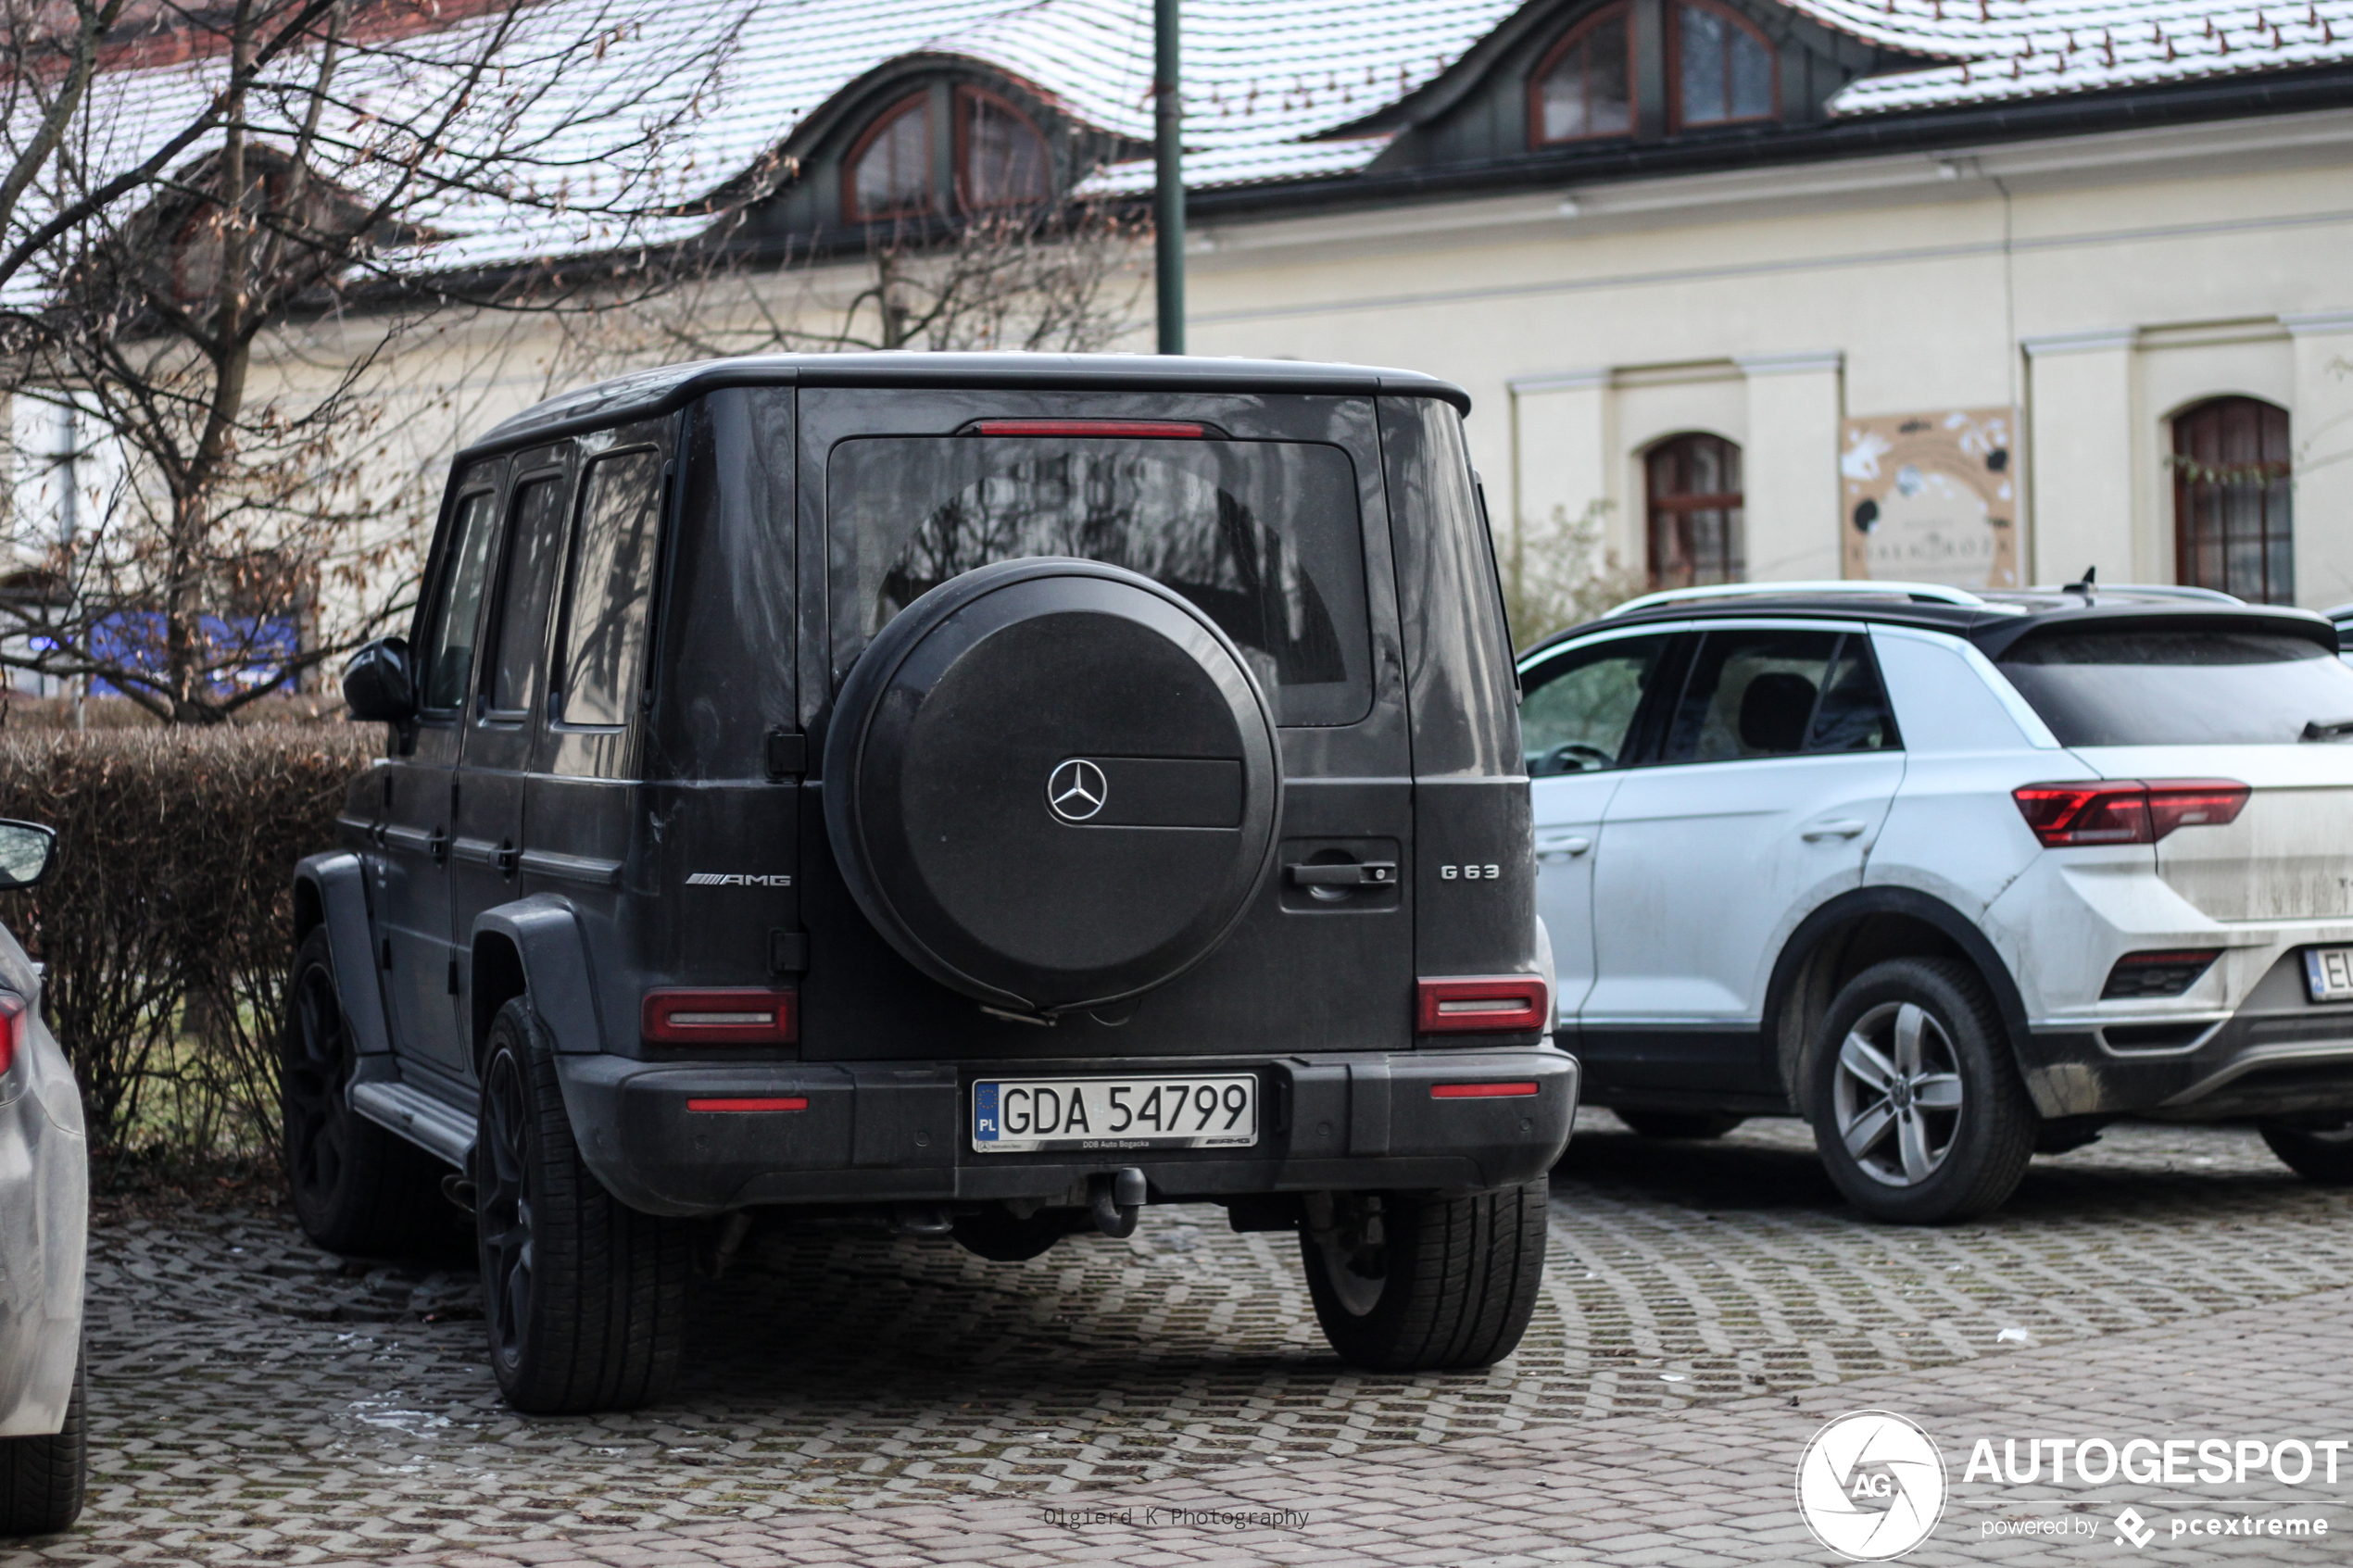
[447,959,460,997]
[766,728,808,780]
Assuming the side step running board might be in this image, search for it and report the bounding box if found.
[350,1081,476,1172]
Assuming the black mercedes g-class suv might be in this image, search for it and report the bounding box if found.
[287,354,1576,1412]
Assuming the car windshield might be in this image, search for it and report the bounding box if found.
[1997,627,2353,746]
[828,435,1373,726]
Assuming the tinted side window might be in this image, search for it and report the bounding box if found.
[420,491,498,712]
[1519,634,1671,775]
[486,476,567,715]
[559,448,664,727]
[1810,636,1899,752]
[1659,628,1897,763]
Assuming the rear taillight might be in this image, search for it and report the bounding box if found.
[2101,949,2222,999]
[0,993,21,1074]
[970,419,1205,439]
[2011,780,2248,847]
[1431,1081,1540,1098]
[1416,976,1549,1035]
[641,988,797,1046]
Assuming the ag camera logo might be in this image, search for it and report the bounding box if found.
[1796,1411,1948,1561]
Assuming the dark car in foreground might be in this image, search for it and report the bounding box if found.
[289,354,1576,1411]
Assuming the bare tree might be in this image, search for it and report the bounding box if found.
[0,0,749,720]
[544,204,1148,380]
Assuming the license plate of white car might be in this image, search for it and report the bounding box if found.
[971,1074,1258,1153]
[2308,947,2353,1003]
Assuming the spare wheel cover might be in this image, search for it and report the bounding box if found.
[824,557,1281,1014]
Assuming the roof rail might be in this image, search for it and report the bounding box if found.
[1602,580,1988,618]
[2022,583,2244,605]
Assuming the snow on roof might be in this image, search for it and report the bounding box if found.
[1806,0,2353,115]
[38,0,2353,283]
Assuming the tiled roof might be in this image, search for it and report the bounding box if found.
[1801,0,2353,115]
[36,0,2353,282]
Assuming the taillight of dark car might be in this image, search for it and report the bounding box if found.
[1416,976,1549,1035]
[2010,780,2249,847]
[641,988,797,1046]
[2101,949,2223,999]
[0,992,23,1074]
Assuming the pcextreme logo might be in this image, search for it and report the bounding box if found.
[1796,1411,1950,1562]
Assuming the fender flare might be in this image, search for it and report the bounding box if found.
[470,896,606,1063]
[1761,884,2032,1101]
[294,852,392,1057]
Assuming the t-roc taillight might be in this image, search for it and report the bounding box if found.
[1416,976,1549,1035]
[641,988,797,1046]
[2011,780,2248,847]
[0,992,22,1074]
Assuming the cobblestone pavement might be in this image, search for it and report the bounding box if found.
[9,1113,2352,1565]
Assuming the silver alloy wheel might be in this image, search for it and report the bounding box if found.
[1831,1000,1966,1187]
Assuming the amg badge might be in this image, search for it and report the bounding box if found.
[685,872,793,887]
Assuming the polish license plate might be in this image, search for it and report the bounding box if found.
[2307,947,2353,1003]
[972,1074,1258,1153]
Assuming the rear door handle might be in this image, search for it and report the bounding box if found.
[1801,820,1869,841]
[1286,861,1398,888]
[1535,835,1592,859]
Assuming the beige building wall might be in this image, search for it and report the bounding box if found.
[1182,106,2353,613]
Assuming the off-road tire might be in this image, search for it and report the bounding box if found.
[281,925,446,1256]
[0,1348,84,1537]
[1301,1182,1549,1372]
[2258,1119,2353,1185]
[1806,958,2036,1224]
[476,998,690,1414]
[1616,1110,1745,1140]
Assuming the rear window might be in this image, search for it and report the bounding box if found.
[1997,628,2353,746]
[827,436,1372,726]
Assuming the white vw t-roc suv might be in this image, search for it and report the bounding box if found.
[1519,581,2353,1223]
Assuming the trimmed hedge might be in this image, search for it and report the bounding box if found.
[0,723,378,1166]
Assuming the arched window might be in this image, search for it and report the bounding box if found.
[846,93,931,221]
[958,87,1050,208]
[1671,1,1775,129]
[2173,395,2293,604]
[1530,4,1633,145]
[1646,433,1744,589]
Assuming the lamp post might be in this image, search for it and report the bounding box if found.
[1153,0,1183,355]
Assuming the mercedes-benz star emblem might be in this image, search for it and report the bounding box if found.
[1047,759,1107,822]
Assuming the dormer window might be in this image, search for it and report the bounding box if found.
[847,93,931,221]
[1531,4,1632,144]
[957,87,1049,208]
[1671,1,1775,128]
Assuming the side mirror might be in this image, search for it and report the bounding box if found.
[344,636,417,726]
[0,821,56,890]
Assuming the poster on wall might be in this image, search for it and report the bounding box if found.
[1839,408,2020,589]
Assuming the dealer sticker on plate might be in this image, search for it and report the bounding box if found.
[2308,947,2353,1004]
[972,1074,1258,1154]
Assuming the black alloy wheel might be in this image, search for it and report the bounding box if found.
[1299,1183,1550,1373]
[473,997,690,1413]
[280,926,441,1255]
[477,1040,536,1381]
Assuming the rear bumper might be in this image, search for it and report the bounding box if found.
[2021,948,2353,1121]
[554,1047,1579,1217]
